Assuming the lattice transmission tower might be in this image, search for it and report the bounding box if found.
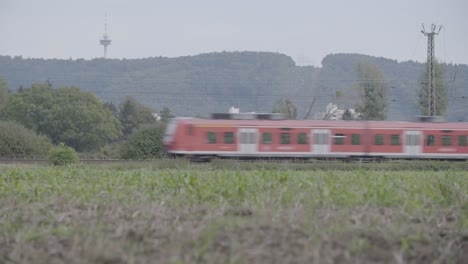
[421,24,441,116]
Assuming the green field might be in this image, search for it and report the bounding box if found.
[1,161,467,263]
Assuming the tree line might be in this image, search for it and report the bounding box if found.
[273,61,447,121]
[0,78,174,159]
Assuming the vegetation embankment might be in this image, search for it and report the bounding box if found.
[78,158,468,171]
[0,163,467,263]
[0,79,169,161]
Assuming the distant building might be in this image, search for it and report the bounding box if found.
[316,103,360,120]
[229,106,240,113]
[152,113,161,121]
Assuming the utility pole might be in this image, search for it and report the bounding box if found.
[421,24,441,116]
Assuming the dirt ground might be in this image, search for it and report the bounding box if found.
[1,201,467,264]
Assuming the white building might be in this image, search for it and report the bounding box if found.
[229,106,240,113]
[316,103,360,120]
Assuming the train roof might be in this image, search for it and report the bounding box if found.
[174,118,468,130]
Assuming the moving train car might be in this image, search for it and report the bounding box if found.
[162,113,468,161]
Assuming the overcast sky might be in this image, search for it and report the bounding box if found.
[1,0,466,67]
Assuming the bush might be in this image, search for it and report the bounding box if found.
[99,143,122,159]
[48,143,79,166]
[77,143,122,160]
[0,121,53,158]
[120,124,164,160]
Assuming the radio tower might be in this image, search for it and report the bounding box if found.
[421,23,441,116]
[100,16,112,58]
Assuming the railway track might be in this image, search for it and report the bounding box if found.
[1,158,466,165]
[0,159,131,165]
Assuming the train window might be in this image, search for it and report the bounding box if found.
[442,135,452,146]
[351,134,360,145]
[334,133,345,145]
[224,132,234,144]
[249,133,256,144]
[390,134,400,146]
[297,133,307,144]
[241,132,256,144]
[406,135,413,145]
[426,135,435,146]
[314,133,328,145]
[262,133,272,144]
[459,136,467,146]
[280,133,291,144]
[206,132,216,144]
[406,134,420,146]
[374,134,384,145]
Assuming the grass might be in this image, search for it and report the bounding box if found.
[94,157,468,171]
[0,161,467,263]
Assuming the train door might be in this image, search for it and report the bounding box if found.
[312,129,330,155]
[404,131,422,156]
[239,128,257,154]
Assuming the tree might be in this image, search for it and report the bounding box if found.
[354,63,387,120]
[119,96,157,138]
[0,76,8,111]
[159,107,175,123]
[0,83,55,132]
[120,124,165,159]
[0,121,52,158]
[342,109,354,120]
[418,60,447,116]
[45,87,122,150]
[1,83,122,151]
[272,98,297,119]
[103,101,119,118]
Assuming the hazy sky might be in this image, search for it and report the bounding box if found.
[1,0,466,67]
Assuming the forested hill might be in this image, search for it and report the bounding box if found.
[315,54,468,122]
[0,52,467,121]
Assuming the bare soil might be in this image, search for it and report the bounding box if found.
[1,201,466,264]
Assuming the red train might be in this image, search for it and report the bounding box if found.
[163,113,468,161]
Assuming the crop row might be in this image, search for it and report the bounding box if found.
[1,165,466,211]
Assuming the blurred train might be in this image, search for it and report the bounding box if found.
[162,113,468,161]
